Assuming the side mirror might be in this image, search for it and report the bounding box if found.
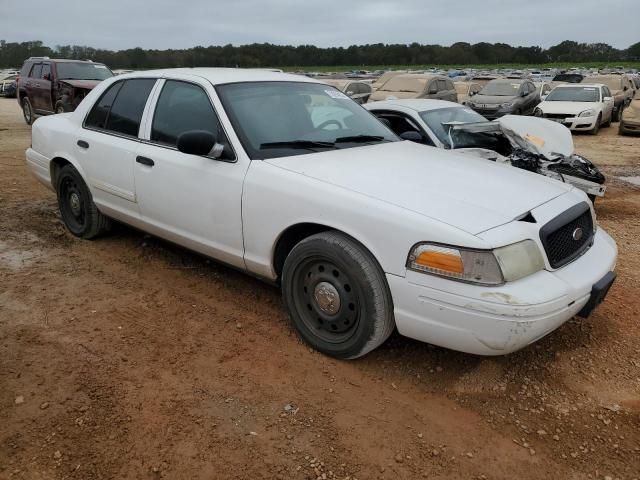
[469,91,476,96]
[400,131,424,143]
[177,130,216,156]
[623,86,628,91]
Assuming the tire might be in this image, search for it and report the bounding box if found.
[54,101,67,114]
[55,164,111,239]
[589,114,601,136]
[22,97,34,125]
[281,231,395,359]
[612,105,621,122]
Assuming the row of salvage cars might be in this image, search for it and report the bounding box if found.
[318,71,640,138]
[25,67,619,360]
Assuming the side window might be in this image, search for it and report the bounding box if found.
[41,63,51,80]
[20,62,33,77]
[427,80,438,94]
[437,79,448,91]
[105,79,156,137]
[151,80,222,147]
[29,63,42,79]
[446,80,455,90]
[85,81,124,129]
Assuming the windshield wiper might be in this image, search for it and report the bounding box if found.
[260,140,336,150]
[334,135,386,144]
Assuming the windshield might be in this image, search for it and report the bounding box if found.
[419,106,487,147]
[56,62,114,81]
[216,81,398,159]
[479,81,521,96]
[545,87,600,102]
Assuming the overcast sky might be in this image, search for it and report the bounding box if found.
[1,0,637,50]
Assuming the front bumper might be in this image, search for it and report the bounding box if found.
[544,114,597,131]
[388,228,617,355]
[619,119,640,135]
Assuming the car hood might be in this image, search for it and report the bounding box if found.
[59,79,101,90]
[265,141,571,235]
[622,99,640,119]
[538,101,598,115]
[471,94,518,105]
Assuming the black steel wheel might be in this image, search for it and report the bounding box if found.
[282,231,395,359]
[22,97,33,125]
[56,164,111,239]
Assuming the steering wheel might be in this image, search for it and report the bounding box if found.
[317,120,343,130]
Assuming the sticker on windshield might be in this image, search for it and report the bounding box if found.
[325,89,349,100]
[94,65,107,69]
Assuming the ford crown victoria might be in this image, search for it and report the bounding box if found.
[25,69,617,359]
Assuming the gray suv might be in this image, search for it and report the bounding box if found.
[467,79,540,119]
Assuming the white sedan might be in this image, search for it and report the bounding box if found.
[534,84,615,134]
[25,69,617,358]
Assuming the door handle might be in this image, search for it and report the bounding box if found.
[136,156,154,167]
[77,140,89,149]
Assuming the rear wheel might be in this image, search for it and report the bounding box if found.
[56,164,111,239]
[22,97,34,125]
[282,232,395,359]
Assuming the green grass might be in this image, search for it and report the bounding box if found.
[281,62,640,72]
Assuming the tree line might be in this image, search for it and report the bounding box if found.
[1,39,639,69]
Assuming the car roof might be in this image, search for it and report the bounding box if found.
[365,99,462,112]
[117,67,318,86]
[556,83,604,88]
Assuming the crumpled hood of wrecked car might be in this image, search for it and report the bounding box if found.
[265,140,572,235]
[59,79,101,90]
[496,115,575,159]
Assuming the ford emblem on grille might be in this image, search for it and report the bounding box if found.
[572,227,584,241]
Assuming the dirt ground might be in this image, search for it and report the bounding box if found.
[1,97,639,480]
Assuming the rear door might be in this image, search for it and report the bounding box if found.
[32,62,53,112]
[134,78,248,268]
[24,63,42,108]
[76,78,157,218]
[602,86,614,120]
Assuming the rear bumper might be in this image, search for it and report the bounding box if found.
[388,228,617,355]
[25,147,54,191]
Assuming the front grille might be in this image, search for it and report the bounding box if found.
[543,113,570,119]
[539,202,594,269]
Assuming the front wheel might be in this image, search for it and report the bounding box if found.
[22,97,34,125]
[282,232,395,359]
[589,114,601,136]
[54,101,67,114]
[56,164,111,239]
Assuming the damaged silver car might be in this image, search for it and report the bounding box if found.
[365,99,606,200]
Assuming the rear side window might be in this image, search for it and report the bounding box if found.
[85,81,124,129]
[437,79,448,90]
[151,80,221,146]
[105,79,156,137]
[20,61,34,76]
[29,63,42,78]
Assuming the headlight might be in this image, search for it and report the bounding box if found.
[500,102,515,109]
[407,240,544,285]
[578,109,596,117]
[493,240,545,282]
[534,108,543,117]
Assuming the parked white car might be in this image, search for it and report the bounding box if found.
[534,84,614,134]
[25,69,617,358]
[364,99,607,199]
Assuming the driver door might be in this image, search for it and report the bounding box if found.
[134,78,248,269]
